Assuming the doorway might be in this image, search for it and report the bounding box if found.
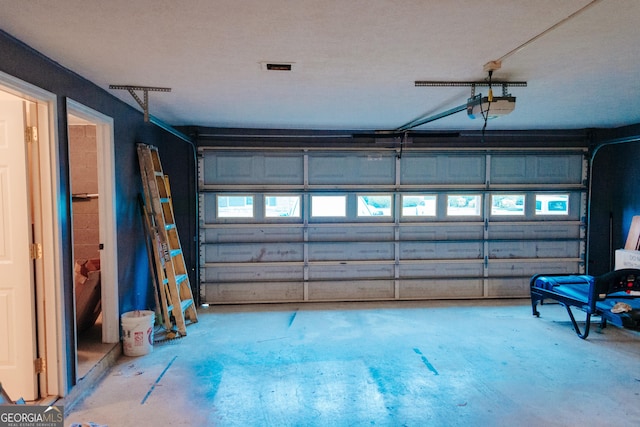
[66,100,119,381]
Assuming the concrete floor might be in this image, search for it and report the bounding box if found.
[64,299,640,426]
[77,315,116,379]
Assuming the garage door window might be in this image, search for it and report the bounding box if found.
[447,194,482,216]
[535,194,569,215]
[265,195,301,218]
[357,194,392,217]
[217,195,254,218]
[311,195,346,217]
[491,194,525,216]
[402,195,437,217]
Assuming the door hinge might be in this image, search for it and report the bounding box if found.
[30,243,42,260]
[34,358,46,374]
[25,126,38,144]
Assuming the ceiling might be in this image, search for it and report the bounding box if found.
[1,0,639,132]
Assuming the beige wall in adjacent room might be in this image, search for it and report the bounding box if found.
[69,124,100,261]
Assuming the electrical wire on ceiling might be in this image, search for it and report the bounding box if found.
[486,0,604,69]
[478,0,603,135]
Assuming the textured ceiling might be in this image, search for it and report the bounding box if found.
[1,0,639,131]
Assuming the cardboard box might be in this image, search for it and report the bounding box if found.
[625,216,640,250]
[615,249,640,270]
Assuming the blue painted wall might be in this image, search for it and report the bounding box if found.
[0,29,197,390]
[589,125,640,275]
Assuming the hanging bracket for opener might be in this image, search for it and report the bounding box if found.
[109,85,171,122]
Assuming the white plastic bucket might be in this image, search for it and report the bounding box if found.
[121,310,155,356]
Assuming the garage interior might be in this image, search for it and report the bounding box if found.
[1,0,640,425]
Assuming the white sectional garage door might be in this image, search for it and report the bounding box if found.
[199,147,587,304]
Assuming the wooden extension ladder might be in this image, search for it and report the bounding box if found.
[137,143,197,337]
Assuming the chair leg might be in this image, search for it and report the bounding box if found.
[564,304,591,339]
[531,295,541,317]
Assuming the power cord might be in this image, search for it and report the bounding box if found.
[481,70,494,141]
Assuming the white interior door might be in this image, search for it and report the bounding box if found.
[0,93,38,400]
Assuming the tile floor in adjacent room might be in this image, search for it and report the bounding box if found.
[64,299,640,426]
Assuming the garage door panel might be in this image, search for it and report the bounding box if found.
[308,154,395,185]
[489,260,581,276]
[308,263,394,280]
[308,280,394,300]
[486,278,529,297]
[400,279,484,299]
[399,225,484,240]
[534,156,582,182]
[491,154,582,184]
[204,265,303,282]
[447,155,486,183]
[309,242,394,261]
[488,241,530,259]
[401,154,485,185]
[533,241,580,258]
[488,224,581,239]
[203,153,304,185]
[399,262,484,278]
[307,225,395,241]
[203,281,304,303]
[400,242,437,259]
[203,154,254,184]
[204,226,303,243]
[401,156,438,184]
[488,241,580,259]
[205,243,304,263]
[400,241,482,260]
[264,156,304,182]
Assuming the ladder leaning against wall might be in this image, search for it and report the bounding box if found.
[137,143,197,337]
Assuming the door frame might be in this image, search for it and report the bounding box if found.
[0,70,63,397]
[66,99,119,345]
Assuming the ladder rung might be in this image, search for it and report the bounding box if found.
[160,198,170,203]
[170,249,182,257]
[165,224,176,230]
[167,299,194,315]
[154,171,164,177]
[180,299,194,312]
[162,274,188,286]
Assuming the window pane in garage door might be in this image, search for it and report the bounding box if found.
[402,195,437,217]
[311,195,346,217]
[265,195,301,217]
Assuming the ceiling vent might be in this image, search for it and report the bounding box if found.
[260,61,295,71]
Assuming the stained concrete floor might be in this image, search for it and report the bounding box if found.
[64,299,640,426]
[77,315,115,379]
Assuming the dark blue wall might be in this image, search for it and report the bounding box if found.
[588,125,640,275]
[0,30,197,390]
